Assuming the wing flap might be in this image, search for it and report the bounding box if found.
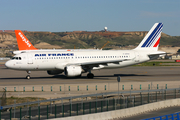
[67,58,132,67]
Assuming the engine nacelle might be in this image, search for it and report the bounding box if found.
[64,65,82,77]
[47,70,63,75]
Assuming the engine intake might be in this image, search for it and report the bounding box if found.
[64,65,82,77]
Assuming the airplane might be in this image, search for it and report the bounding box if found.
[5,23,165,79]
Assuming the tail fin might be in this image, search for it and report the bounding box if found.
[135,23,163,51]
[15,30,38,50]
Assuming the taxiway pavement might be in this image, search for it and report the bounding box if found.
[1,65,180,98]
[1,65,180,85]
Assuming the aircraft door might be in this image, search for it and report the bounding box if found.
[134,52,140,62]
[27,54,33,64]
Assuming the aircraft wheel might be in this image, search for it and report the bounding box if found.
[76,74,82,78]
[26,75,31,80]
[87,73,94,79]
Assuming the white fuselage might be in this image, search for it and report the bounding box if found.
[6,23,164,78]
[5,49,150,71]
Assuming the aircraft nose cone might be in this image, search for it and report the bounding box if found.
[5,61,10,68]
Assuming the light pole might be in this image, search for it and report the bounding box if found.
[117,76,121,102]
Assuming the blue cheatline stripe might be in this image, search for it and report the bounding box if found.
[141,23,163,47]
[145,24,163,47]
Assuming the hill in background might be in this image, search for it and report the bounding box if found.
[0,31,180,57]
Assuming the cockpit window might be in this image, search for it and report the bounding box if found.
[11,57,22,60]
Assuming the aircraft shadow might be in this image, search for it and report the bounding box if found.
[53,74,149,79]
[0,76,54,80]
[0,74,149,80]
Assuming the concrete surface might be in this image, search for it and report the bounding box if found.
[1,65,180,98]
[49,98,180,120]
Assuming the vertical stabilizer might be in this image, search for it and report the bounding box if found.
[15,30,38,50]
[135,23,163,51]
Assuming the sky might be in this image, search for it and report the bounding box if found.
[0,0,180,36]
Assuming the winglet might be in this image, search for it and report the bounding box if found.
[15,30,38,50]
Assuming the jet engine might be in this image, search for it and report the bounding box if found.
[47,70,64,75]
[64,65,82,77]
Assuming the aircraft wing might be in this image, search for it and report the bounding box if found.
[67,58,133,68]
[81,59,130,65]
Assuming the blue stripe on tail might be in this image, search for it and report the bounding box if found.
[141,23,163,47]
[145,24,163,47]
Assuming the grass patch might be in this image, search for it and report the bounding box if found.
[4,97,47,109]
[134,61,180,66]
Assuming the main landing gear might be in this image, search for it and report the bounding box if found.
[87,73,94,79]
[26,71,31,79]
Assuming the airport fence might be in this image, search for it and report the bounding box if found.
[0,83,172,92]
[0,88,180,119]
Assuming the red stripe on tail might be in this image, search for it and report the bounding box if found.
[153,37,161,47]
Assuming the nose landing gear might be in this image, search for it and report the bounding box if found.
[26,75,30,79]
[26,71,31,79]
